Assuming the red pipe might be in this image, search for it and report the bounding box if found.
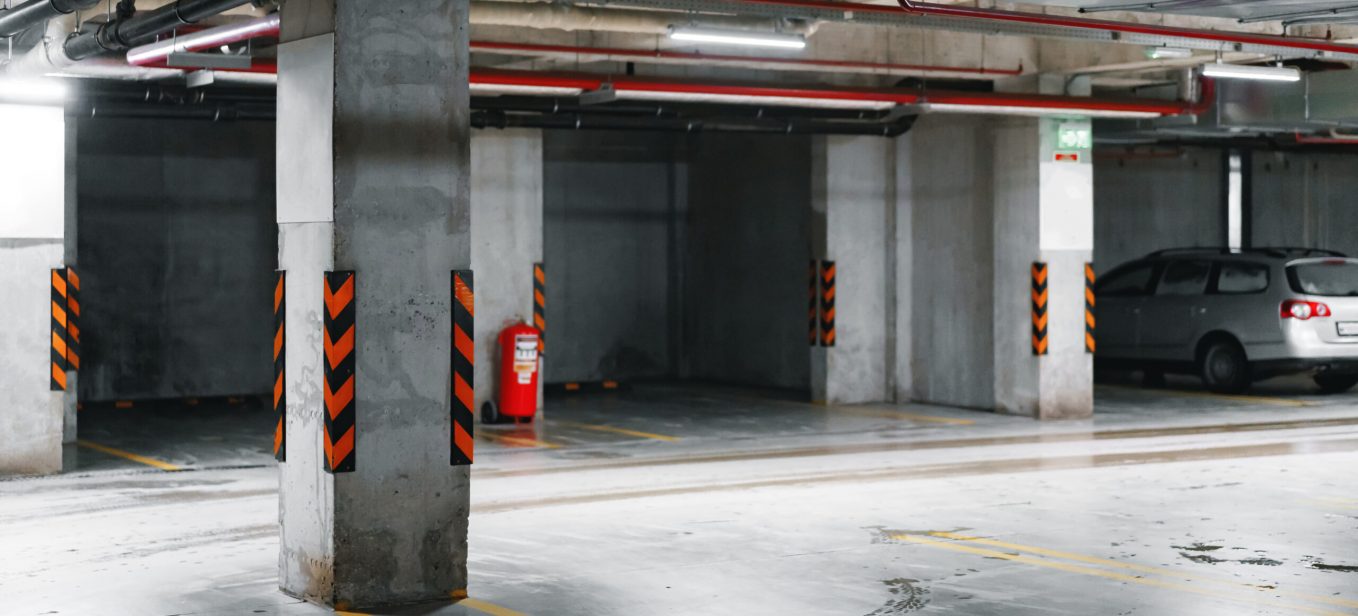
[127,14,280,67]
[470,40,1024,77]
[703,0,1358,57]
[470,68,1208,116]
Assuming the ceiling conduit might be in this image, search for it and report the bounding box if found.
[471,40,1023,78]
[470,68,1214,118]
[0,0,98,38]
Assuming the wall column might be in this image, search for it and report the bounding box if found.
[992,117,1094,420]
[276,0,471,607]
[811,136,894,405]
[471,129,544,415]
[0,101,70,475]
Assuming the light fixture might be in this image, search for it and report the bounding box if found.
[0,78,68,105]
[1146,46,1193,60]
[922,103,1163,119]
[1201,62,1301,82]
[668,27,806,50]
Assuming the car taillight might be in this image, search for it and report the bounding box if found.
[1281,300,1332,320]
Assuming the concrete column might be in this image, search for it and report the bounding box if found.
[471,129,544,414]
[0,102,69,475]
[991,117,1094,419]
[811,136,894,405]
[276,0,471,607]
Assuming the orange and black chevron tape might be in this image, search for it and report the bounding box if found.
[323,271,356,473]
[1032,262,1049,356]
[273,271,286,462]
[452,270,475,466]
[820,260,836,347]
[51,268,68,391]
[65,268,80,371]
[1085,263,1096,354]
[533,262,545,353]
[808,260,818,346]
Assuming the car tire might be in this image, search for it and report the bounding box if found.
[1199,340,1251,394]
[1314,373,1358,394]
[481,400,500,425]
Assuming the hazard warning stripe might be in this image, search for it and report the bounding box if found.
[65,268,80,371]
[322,271,356,473]
[1085,263,1096,355]
[808,259,818,346]
[1032,262,1049,356]
[273,271,286,462]
[451,270,475,466]
[51,269,68,391]
[820,260,836,347]
[533,262,545,354]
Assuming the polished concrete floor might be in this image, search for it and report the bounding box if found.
[4,379,1358,615]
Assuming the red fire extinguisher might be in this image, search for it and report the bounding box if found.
[482,322,540,424]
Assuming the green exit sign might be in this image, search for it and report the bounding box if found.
[1057,124,1092,150]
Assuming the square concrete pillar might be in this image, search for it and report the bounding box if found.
[0,103,71,475]
[471,130,544,416]
[810,136,895,405]
[992,117,1094,419]
[276,0,471,607]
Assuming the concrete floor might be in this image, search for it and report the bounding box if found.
[4,380,1358,615]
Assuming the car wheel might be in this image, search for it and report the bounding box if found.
[1200,340,1251,394]
[1314,373,1358,394]
[481,400,500,425]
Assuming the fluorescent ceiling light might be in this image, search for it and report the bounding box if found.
[0,78,68,106]
[470,83,585,97]
[1146,46,1193,60]
[612,89,893,110]
[669,27,806,50]
[923,103,1162,119]
[1201,62,1301,82]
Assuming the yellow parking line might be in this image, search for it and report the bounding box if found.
[76,440,181,471]
[459,598,528,616]
[829,406,976,425]
[927,531,1358,608]
[478,431,560,449]
[554,420,680,442]
[1098,384,1312,407]
[893,533,1347,616]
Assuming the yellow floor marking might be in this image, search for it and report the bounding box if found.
[922,532,1358,610]
[458,597,529,616]
[893,533,1348,616]
[478,431,561,449]
[828,406,976,425]
[1098,384,1312,407]
[554,420,681,442]
[76,440,181,471]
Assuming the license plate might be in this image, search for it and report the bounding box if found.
[1339,322,1358,337]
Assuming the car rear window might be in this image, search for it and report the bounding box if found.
[1214,262,1269,294]
[1288,261,1358,297]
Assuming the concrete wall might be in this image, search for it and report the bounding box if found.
[0,105,68,475]
[908,116,996,410]
[1093,147,1222,272]
[77,118,276,401]
[813,136,894,403]
[685,133,811,391]
[1252,151,1358,256]
[471,129,544,411]
[543,131,684,383]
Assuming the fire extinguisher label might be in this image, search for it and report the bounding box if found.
[514,334,538,384]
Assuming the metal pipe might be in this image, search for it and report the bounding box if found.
[470,68,1209,117]
[472,109,916,136]
[126,13,278,66]
[471,40,1023,78]
[1240,5,1358,25]
[0,0,97,37]
[471,1,814,36]
[65,0,253,60]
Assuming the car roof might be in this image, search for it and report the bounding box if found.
[1142,247,1347,261]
